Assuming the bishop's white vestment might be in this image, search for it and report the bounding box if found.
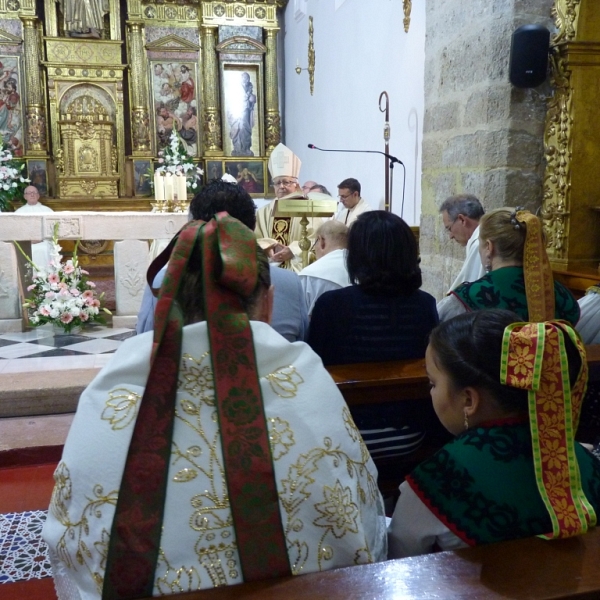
[255,201,323,273]
[43,321,387,599]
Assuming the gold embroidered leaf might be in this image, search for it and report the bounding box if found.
[173,467,198,483]
[265,366,304,398]
[101,388,141,430]
[186,445,202,457]
[181,399,199,415]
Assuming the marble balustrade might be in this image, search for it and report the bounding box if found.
[0,212,189,332]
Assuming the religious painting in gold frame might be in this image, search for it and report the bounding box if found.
[220,63,263,158]
[224,159,266,196]
[0,56,25,157]
[149,60,200,158]
[27,159,48,196]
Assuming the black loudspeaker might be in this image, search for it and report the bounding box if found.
[509,24,550,88]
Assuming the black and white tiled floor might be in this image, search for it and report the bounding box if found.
[0,325,136,374]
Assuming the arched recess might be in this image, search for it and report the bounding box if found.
[542,0,600,271]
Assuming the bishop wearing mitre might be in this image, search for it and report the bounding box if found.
[255,143,324,272]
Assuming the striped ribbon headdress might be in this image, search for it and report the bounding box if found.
[102,213,291,599]
[500,320,596,539]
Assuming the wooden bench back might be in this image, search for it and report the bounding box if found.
[142,526,600,600]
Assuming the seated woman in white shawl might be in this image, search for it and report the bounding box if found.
[42,197,386,599]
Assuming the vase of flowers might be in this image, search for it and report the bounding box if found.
[0,143,29,212]
[155,130,203,192]
[15,224,111,334]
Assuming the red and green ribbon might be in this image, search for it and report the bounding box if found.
[103,214,290,599]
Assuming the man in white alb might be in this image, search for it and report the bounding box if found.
[299,220,351,316]
[334,178,372,226]
[439,194,485,294]
[255,143,323,272]
[14,186,54,268]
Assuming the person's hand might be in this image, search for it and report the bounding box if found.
[271,245,294,263]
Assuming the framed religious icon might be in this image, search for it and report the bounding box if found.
[0,56,25,158]
[220,63,264,158]
[149,60,200,157]
[224,160,266,196]
[205,160,224,182]
[133,159,152,196]
[27,159,48,196]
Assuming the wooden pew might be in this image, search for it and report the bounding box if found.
[143,526,600,600]
[327,344,600,407]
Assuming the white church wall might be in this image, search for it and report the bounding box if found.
[281,0,425,226]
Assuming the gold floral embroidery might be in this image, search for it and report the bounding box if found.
[173,467,198,483]
[553,497,582,530]
[101,388,141,430]
[265,365,304,398]
[314,481,359,538]
[49,463,117,595]
[179,352,214,402]
[156,550,202,594]
[268,417,295,460]
[537,380,564,413]
[541,438,568,470]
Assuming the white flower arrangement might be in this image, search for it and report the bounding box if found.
[155,130,203,190]
[16,224,111,333]
[0,144,29,212]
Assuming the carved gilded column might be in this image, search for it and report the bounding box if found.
[21,17,47,155]
[264,28,281,154]
[201,25,222,155]
[127,21,151,154]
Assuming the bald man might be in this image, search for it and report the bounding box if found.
[14,186,54,268]
[299,221,351,316]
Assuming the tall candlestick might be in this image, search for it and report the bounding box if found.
[154,172,165,200]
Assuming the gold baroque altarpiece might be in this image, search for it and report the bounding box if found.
[0,0,288,208]
[541,0,600,270]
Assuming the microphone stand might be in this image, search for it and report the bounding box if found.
[307,144,407,219]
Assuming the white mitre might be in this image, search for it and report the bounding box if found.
[268,143,301,179]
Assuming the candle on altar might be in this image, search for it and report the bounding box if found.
[176,173,187,200]
[154,172,165,200]
[164,174,174,200]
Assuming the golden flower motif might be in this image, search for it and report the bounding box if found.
[314,481,359,538]
[541,438,568,470]
[265,366,304,398]
[179,353,214,401]
[508,343,535,376]
[101,388,140,430]
[537,380,564,413]
[553,497,582,531]
[268,417,295,460]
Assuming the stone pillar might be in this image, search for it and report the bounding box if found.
[21,17,47,155]
[113,240,149,328]
[264,28,281,154]
[201,25,222,155]
[128,21,151,154]
[419,0,554,299]
[0,242,24,332]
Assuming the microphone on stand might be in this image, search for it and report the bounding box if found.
[307,144,404,165]
[307,144,407,218]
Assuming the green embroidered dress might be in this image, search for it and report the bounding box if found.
[406,419,600,546]
[452,267,580,325]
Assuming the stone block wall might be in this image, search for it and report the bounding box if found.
[420,0,554,299]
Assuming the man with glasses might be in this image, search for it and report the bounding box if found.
[256,143,323,272]
[334,178,372,226]
[439,194,485,293]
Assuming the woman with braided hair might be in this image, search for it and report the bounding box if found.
[388,309,600,558]
[42,183,386,599]
[437,208,579,325]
